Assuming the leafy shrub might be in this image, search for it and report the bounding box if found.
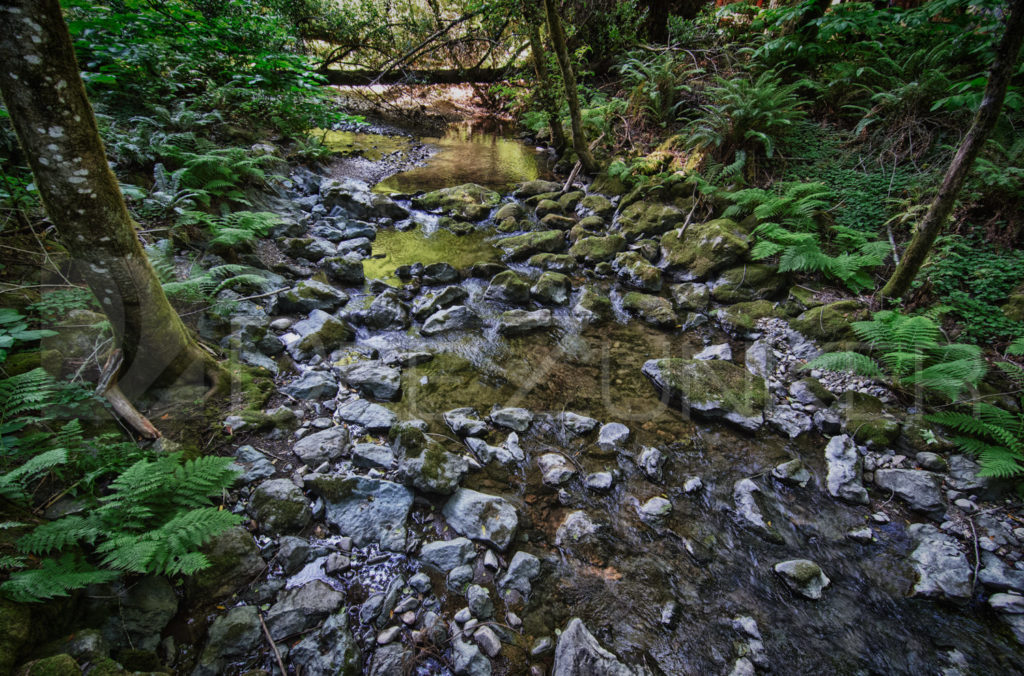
[807,309,986,401]
[616,50,698,126]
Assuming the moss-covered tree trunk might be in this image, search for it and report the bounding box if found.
[543,0,598,174]
[0,0,225,397]
[881,0,1024,299]
[528,22,568,152]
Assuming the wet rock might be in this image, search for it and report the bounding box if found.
[622,292,677,328]
[823,434,869,505]
[638,447,665,481]
[639,496,672,521]
[494,201,525,222]
[337,361,401,401]
[490,407,532,432]
[234,445,275,485]
[532,271,572,305]
[642,359,767,432]
[516,180,563,198]
[580,193,615,219]
[772,458,811,487]
[485,270,531,305]
[443,488,519,551]
[351,443,394,469]
[284,237,335,262]
[322,177,409,220]
[335,236,372,256]
[774,559,830,599]
[286,310,354,358]
[766,404,813,439]
[276,536,311,575]
[368,643,414,676]
[497,309,554,336]
[334,396,397,432]
[529,253,577,272]
[96,576,177,651]
[467,584,494,618]
[412,183,500,221]
[475,626,502,658]
[448,564,475,592]
[788,378,834,407]
[466,436,522,466]
[669,282,710,313]
[979,551,1024,593]
[733,479,782,543]
[915,451,947,472]
[352,289,410,330]
[790,300,869,344]
[552,617,643,676]
[557,412,600,437]
[660,219,749,281]
[717,300,783,339]
[498,551,541,598]
[308,474,413,549]
[445,407,489,437]
[453,634,493,676]
[597,422,630,451]
[555,510,599,547]
[323,254,367,286]
[193,606,262,676]
[413,285,469,320]
[573,287,614,325]
[420,537,477,572]
[539,453,577,486]
[586,472,614,491]
[618,200,685,241]
[710,264,787,304]
[422,262,460,285]
[694,343,732,361]
[744,339,776,380]
[422,305,482,336]
[189,527,264,599]
[837,392,901,447]
[398,437,469,495]
[908,523,972,603]
[873,469,945,517]
[251,479,311,535]
[275,280,350,316]
[265,581,345,640]
[570,234,627,263]
[293,426,349,466]
[500,230,567,260]
[613,251,662,292]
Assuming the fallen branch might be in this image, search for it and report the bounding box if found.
[259,611,287,676]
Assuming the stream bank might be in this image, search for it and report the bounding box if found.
[13,121,1024,676]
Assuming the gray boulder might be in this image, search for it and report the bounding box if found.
[192,606,262,676]
[251,479,311,535]
[823,435,868,505]
[539,453,576,486]
[420,537,476,571]
[908,523,972,604]
[422,305,482,336]
[489,407,532,432]
[412,285,469,320]
[352,289,410,330]
[337,361,401,401]
[874,469,945,517]
[293,426,349,466]
[276,279,348,314]
[445,407,488,437]
[556,412,599,437]
[642,358,767,432]
[334,396,397,432]
[309,474,413,550]
[265,580,345,640]
[552,618,643,676]
[733,478,782,543]
[597,422,630,451]
[498,551,541,598]
[281,370,338,400]
[497,309,553,336]
[774,559,830,600]
[442,488,519,551]
[288,611,361,676]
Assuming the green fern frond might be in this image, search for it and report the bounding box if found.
[805,351,884,377]
[0,555,118,603]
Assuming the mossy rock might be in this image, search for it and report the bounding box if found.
[528,253,576,273]
[569,235,626,263]
[412,183,501,222]
[437,217,476,235]
[295,316,354,354]
[617,200,686,241]
[710,264,787,304]
[660,219,749,281]
[0,599,31,675]
[16,655,80,676]
[188,526,265,599]
[531,271,572,305]
[493,202,525,222]
[86,658,127,676]
[539,213,577,230]
[717,300,784,338]
[837,391,901,447]
[669,283,709,313]
[524,191,562,207]
[513,180,563,198]
[642,358,767,432]
[559,190,585,212]
[613,252,662,292]
[786,283,828,312]
[589,172,629,196]
[535,199,563,219]
[484,270,531,305]
[790,300,869,344]
[499,230,567,261]
[622,292,677,328]
[580,194,614,219]
[573,287,613,325]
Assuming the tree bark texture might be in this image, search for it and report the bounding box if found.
[543,0,598,174]
[528,23,568,152]
[881,0,1024,298]
[0,0,224,397]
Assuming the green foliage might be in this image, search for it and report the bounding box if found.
[725,181,889,291]
[174,210,281,249]
[26,289,98,323]
[0,310,56,362]
[3,453,240,601]
[807,309,987,401]
[924,236,1024,344]
[686,69,808,170]
[615,50,699,126]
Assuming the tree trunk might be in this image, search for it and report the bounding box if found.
[528,23,568,152]
[543,0,598,174]
[881,0,1024,299]
[0,0,226,398]
[646,0,671,43]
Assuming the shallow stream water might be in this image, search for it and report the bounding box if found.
[298,125,1024,674]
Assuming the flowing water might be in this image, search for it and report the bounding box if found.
[293,124,1023,673]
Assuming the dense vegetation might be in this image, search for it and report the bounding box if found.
[0,0,1023,644]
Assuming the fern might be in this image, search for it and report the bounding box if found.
[0,554,119,603]
[804,351,883,377]
[930,402,1024,478]
[0,448,68,501]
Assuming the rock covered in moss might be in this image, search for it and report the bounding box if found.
[514,179,563,198]
[485,270,531,305]
[275,279,348,314]
[322,254,366,286]
[617,200,686,241]
[774,559,830,599]
[710,264,787,303]
[499,230,567,260]
[716,300,783,338]
[642,358,767,432]
[0,599,30,675]
[569,234,626,263]
[580,193,615,219]
[529,253,576,272]
[308,473,413,549]
[790,300,869,343]
[288,309,353,357]
[837,391,901,446]
[660,219,749,281]
[289,610,362,676]
[531,271,572,305]
[412,183,501,221]
[15,654,80,676]
[622,292,677,328]
[390,423,468,494]
[669,282,710,312]
[193,606,262,676]
[251,479,311,534]
[613,251,663,292]
[573,287,614,325]
[189,527,265,599]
